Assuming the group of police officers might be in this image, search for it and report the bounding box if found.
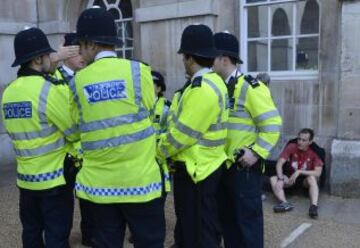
[1,6,282,248]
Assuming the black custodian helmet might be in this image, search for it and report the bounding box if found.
[178,24,218,58]
[76,7,122,46]
[213,32,243,64]
[12,27,55,67]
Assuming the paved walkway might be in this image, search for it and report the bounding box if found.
[0,164,359,247]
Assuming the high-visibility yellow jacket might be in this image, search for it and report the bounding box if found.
[158,71,228,183]
[54,66,73,84]
[54,67,83,161]
[226,74,282,164]
[69,53,166,203]
[151,96,171,135]
[1,72,78,190]
[167,92,180,127]
[166,80,191,129]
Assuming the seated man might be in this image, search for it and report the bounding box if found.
[270,128,323,218]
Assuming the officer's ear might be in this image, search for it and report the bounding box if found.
[186,55,195,66]
[32,56,43,66]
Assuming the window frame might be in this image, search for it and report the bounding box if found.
[87,0,134,59]
[240,0,320,80]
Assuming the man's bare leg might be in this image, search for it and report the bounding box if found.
[305,176,319,205]
[270,176,287,203]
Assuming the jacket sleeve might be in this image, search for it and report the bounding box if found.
[244,84,282,159]
[47,84,80,143]
[157,84,218,159]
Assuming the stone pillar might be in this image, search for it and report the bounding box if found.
[331,1,360,197]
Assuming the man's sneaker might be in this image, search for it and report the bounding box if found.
[273,202,294,213]
[309,204,318,219]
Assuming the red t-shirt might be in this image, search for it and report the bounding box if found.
[280,143,323,174]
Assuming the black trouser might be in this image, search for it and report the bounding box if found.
[79,199,94,244]
[173,162,222,248]
[218,163,264,248]
[19,188,74,248]
[89,197,165,248]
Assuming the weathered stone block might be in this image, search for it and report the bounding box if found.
[331,139,360,198]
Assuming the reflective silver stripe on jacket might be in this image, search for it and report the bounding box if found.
[173,77,226,146]
[236,81,249,110]
[258,125,282,132]
[69,61,147,133]
[131,61,142,105]
[9,125,57,141]
[81,126,155,151]
[203,78,224,125]
[38,81,51,126]
[253,110,280,124]
[226,123,256,133]
[79,109,149,132]
[175,120,203,139]
[208,123,224,132]
[198,138,225,147]
[8,81,60,141]
[69,78,84,122]
[167,133,184,150]
[256,137,274,152]
[14,138,65,157]
[230,110,251,119]
[64,125,78,136]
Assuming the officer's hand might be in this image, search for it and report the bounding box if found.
[239,147,258,167]
[51,45,80,62]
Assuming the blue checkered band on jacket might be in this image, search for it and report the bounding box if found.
[17,168,63,182]
[164,174,170,181]
[75,181,164,197]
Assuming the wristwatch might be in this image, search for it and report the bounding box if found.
[277,175,284,181]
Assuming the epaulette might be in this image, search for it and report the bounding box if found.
[191,76,202,88]
[44,74,65,85]
[244,75,260,88]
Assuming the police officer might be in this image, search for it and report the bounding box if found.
[1,27,77,248]
[166,77,192,248]
[70,8,165,248]
[151,71,171,136]
[212,32,282,248]
[157,24,228,248]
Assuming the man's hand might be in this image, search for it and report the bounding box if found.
[288,170,300,185]
[50,45,80,63]
[238,147,259,167]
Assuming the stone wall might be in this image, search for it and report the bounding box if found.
[331,0,360,197]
